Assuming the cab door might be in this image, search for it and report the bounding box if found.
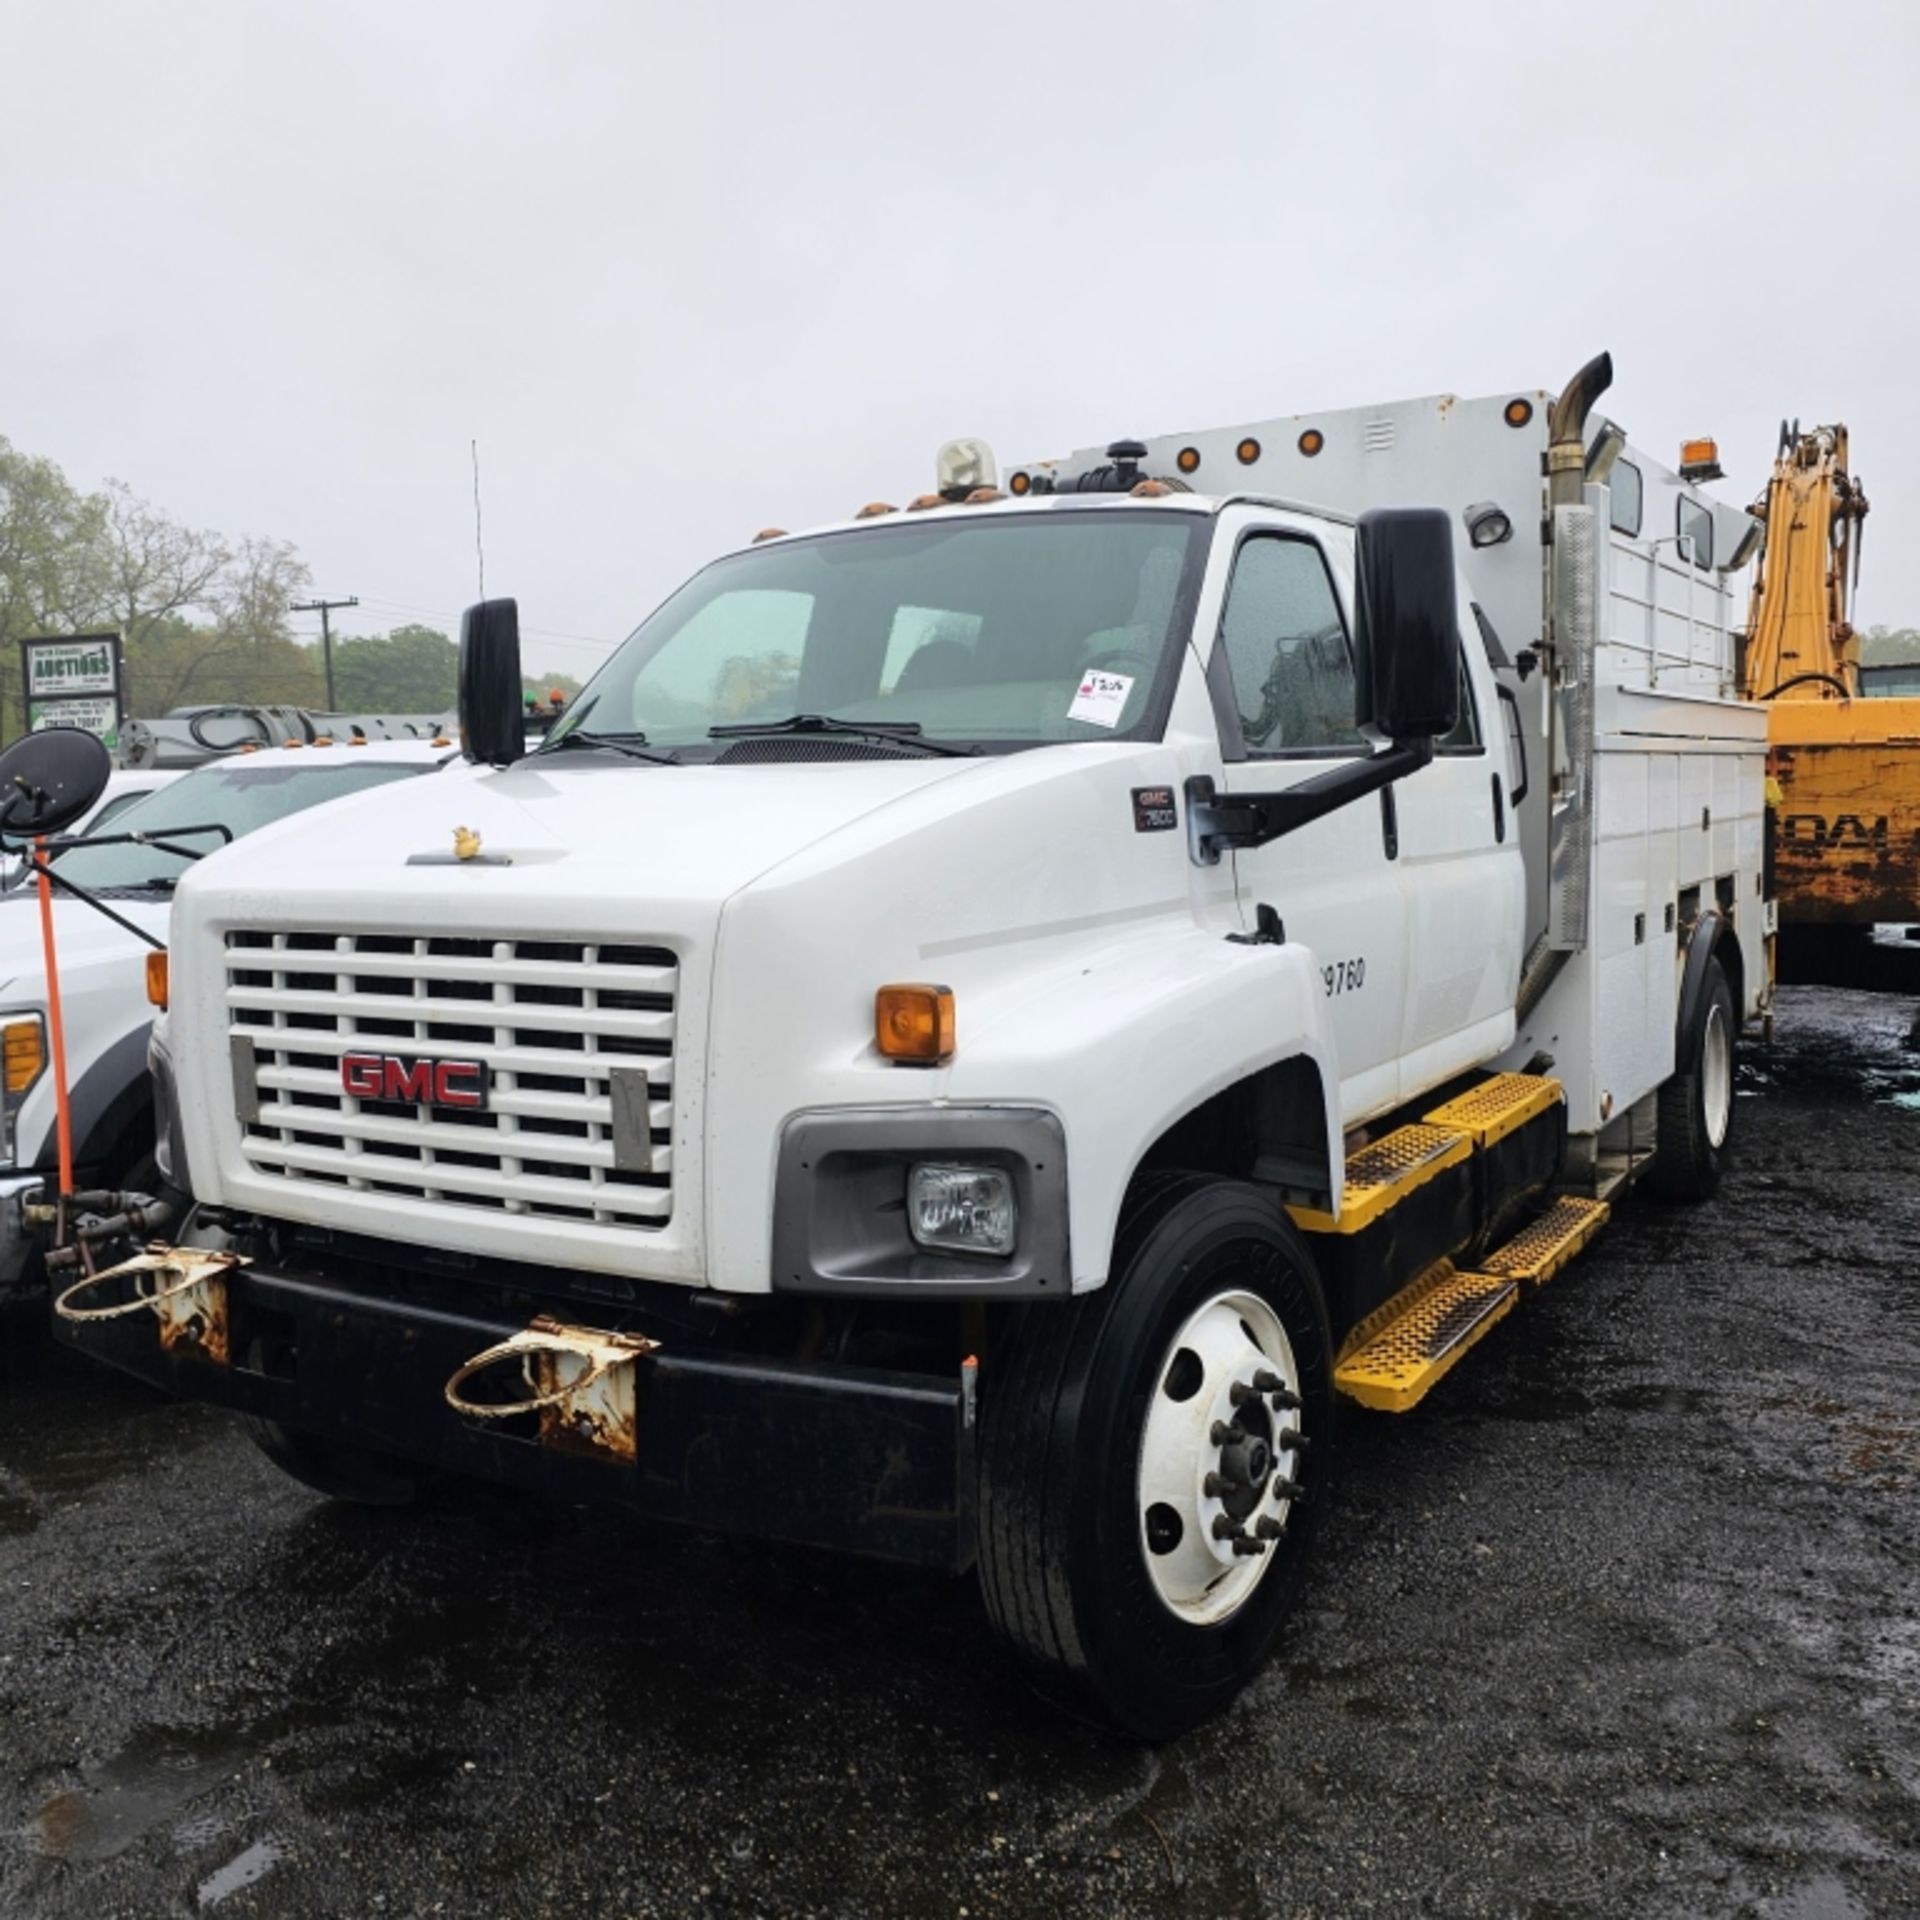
[1390,640,1526,1093]
[1207,512,1409,1126]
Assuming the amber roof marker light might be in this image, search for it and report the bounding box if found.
[1176,447,1201,475]
[1297,429,1324,457]
[1236,437,1262,466]
[1504,398,1535,428]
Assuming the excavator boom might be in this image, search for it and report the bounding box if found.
[1746,423,1920,928]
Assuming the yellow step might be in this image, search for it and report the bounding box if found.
[1288,1123,1471,1236]
[1476,1194,1610,1286]
[1423,1072,1563,1149]
[1333,1261,1519,1412]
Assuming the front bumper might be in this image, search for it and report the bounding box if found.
[53,1252,977,1570]
[0,1171,45,1301]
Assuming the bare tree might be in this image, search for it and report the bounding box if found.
[94,479,230,651]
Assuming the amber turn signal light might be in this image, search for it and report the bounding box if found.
[2,1018,44,1094]
[146,949,169,1011]
[876,984,955,1064]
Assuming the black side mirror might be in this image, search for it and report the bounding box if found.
[1352,508,1461,744]
[0,728,112,837]
[458,598,526,767]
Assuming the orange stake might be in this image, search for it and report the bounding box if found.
[34,833,74,1195]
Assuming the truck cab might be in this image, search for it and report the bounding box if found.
[58,356,1766,1736]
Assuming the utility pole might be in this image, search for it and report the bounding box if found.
[290,595,359,712]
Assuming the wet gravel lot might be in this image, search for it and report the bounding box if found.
[2,983,1916,1919]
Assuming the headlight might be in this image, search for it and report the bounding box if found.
[0,1012,47,1162]
[907,1163,1016,1258]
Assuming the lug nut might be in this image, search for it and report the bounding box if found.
[1271,1475,1304,1502]
[1252,1370,1283,1392]
[1270,1389,1303,1412]
[1210,1419,1242,1447]
[1229,1380,1262,1408]
[1256,1516,1283,1540]
[1231,1537,1267,1556]
[1203,1471,1238,1499]
[1278,1430,1310,1453]
[1211,1513,1244,1541]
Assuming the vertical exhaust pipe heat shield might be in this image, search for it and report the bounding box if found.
[1547,503,1600,951]
[1540,353,1612,965]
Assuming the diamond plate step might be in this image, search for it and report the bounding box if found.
[1333,1261,1519,1413]
[1288,1123,1472,1236]
[1477,1194,1610,1286]
[1423,1072,1563,1149]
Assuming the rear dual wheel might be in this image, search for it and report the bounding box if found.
[977,1177,1334,1739]
[1649,954,1737,1201]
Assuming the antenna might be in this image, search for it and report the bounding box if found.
[471,437,486,600]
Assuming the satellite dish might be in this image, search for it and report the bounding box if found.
[0,728,112,838]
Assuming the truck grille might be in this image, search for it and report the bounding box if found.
[224,930,676,1229]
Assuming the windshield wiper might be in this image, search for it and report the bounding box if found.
[707,715,978,758]
[539,729,681,766]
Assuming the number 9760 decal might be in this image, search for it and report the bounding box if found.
[1323,957,1366,997]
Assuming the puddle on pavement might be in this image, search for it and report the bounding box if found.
[1743,989,1920,1109]
[196,1836,287,1909]
[32,1723,255,1863]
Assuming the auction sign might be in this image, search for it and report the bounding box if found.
[20,632,125,751]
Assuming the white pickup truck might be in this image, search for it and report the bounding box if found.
[0,742,451,1303]
[63,354,1768,1734]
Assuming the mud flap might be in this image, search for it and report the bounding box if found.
[52,1244,247,1366]
[445,1315,660,1463]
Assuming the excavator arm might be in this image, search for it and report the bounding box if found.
[1740,422,1869,701]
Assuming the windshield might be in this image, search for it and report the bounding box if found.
[41,758,434,892]
[548,510,1203,754]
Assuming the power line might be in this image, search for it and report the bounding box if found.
[289,595,359,709]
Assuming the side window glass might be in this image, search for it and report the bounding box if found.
[1677,496,1714,570]
[1610,460,1643,536]
[1219,538,1363,752]
[1436,651,1481,750]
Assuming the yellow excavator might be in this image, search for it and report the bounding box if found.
[1740,423,1920,969]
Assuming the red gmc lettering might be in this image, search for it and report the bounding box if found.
[387,1059,435,1103]
[341,1052,384,1098]
[433,1062,484,1108]
[340,1052,487,1108]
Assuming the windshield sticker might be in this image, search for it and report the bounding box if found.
[1068,670,1133,729]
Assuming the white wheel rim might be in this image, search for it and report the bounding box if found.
[1136,1286,1303,1626]
[1703,1000,1732,1149]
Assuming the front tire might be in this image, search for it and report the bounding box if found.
[1649,954,1737,1201]
[977,1176,1335,1739]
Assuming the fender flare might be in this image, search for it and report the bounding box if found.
[946,933,1343,1291]
[1675,909,1731,1066]
[21,1020,155,1176]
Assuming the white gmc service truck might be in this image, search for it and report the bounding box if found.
[62,353,1767,1735]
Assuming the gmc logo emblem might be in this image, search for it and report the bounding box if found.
[341,1051,490,1110]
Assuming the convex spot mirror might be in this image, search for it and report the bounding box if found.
[1351,507,1462,745]
[0,727,112,837]
[459,597,526,767]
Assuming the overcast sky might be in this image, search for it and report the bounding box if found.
[4,1,1917,678]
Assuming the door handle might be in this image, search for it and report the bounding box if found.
[1496,683,1530,806]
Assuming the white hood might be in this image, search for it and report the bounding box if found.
[174,752,989,931]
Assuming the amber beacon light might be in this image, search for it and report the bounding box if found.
[876,983,956,1063]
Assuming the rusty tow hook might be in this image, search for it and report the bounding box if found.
[52,1244,246,1365]
[444,1315,660,1463]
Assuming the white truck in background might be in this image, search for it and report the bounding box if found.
[60,353,1767,1736]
